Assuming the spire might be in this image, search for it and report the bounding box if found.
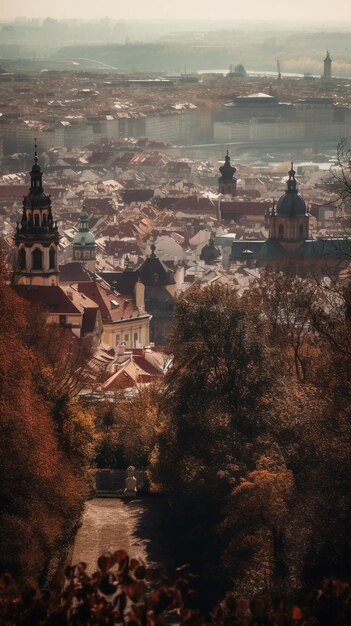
[30,138,43,193]
[34,137,38,163]
[78,204,90,231]
[150,243,157,258]
[287,161,297,193]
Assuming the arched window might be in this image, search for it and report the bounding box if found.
[18,247,26,270]
[32,248,43,270]
[49,247,56,270]
[278,224,284,238]
[34,213,40,228]
[299,224,304,238]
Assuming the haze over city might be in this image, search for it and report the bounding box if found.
[2,0,351,22]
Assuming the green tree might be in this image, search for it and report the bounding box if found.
[150,284,277,592]
[95,384,160,468]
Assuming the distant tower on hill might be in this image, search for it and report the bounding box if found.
[323,50,332,81]
[218,150,237,196]
[73,206,96,271]
[13,141,59,286]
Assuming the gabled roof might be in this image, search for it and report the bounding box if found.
[231,239,286,261]
[15,285,80,315]
[301,238,351,258]
[99,351,164,390]
[138,256,175,286]
[99,271,139,296]
[76,280,145,323]
[230,237,351,262]
[59,262,93,283]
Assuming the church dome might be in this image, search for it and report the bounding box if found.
[219,150,236,181]
[276,164,307,216]
[73,230,96,247]
[200,238,221,264]
[73,206,96,247]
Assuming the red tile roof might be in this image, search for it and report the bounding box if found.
[220,200,272,218]
[77,281,145,323]
[15,285,81,314]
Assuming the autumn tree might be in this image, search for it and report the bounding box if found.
[150,277,351,597]
[94,383,160,469]
[0,261,94,582]
[149,284,278,596]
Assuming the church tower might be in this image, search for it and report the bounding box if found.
[323,50,332,81]
[13,143,59,285]
[72,206,96,271]
[218,150,237,196]
[269,163,309,252]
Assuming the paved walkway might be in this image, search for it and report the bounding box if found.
[71,497,174,573]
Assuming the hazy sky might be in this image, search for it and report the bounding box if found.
[2,0,351,23]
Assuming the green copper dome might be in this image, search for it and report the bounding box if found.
[73,231,96,247]
[73,206,96,247]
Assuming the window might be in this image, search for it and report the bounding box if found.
[34,213,40,228]
[124,334,129,344]
[115,334,120,346]
[49,248,56,270]
[59,315,67,327]
[278,224,284,237]
[18,248,26,270]
[133,332,138,347]
[32,248,43,270]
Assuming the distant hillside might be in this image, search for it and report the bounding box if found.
[52,38,351,75]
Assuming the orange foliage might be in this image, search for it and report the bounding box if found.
[0,267,87,581]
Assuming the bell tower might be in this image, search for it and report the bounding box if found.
[13,141,59,285]
[72,206,96,271]
[218,150,237,196]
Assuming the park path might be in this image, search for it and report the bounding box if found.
[71,497,174,573]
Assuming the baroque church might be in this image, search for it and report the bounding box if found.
[223,161,351,274]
